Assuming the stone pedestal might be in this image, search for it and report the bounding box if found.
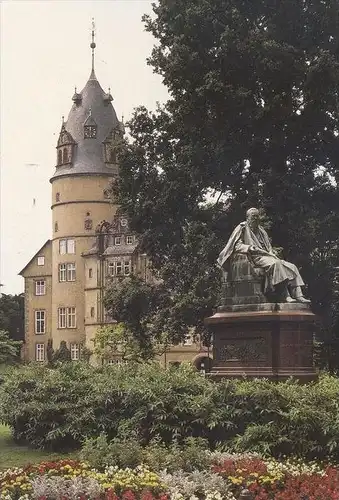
[205,303,318,382]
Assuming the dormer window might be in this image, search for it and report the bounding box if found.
[84,125,97,139]
[56,124,75,167]
[84,112,97,139]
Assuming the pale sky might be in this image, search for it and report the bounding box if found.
[0,0,169,294]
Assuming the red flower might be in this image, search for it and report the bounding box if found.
[106,490,119,500]
[122,490,136,500]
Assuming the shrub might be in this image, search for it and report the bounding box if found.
[80,435,210,472]
[2,362,339,461]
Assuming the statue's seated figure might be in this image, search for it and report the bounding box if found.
[218,208,310,305]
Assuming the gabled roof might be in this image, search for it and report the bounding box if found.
[19,240,51,276]
[57,124,75,147]
[83,113,97,127]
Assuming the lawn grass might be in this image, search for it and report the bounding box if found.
[0,424,75,469]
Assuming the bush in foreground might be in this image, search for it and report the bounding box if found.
[2,363,339,460]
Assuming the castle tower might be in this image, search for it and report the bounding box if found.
[50,24,123,351]
[19,26,209,368]
[20,23,124,361]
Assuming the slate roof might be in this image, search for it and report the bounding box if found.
[103,244,138,256]
[50,69,121,181]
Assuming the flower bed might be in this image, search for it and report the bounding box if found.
[1,456,339,499]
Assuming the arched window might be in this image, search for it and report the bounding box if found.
[55,222,59,233]
[63,148,68,164]
[58,149,62,165]
[56,192,60,202]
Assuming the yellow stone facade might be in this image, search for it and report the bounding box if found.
[20,46,210,370]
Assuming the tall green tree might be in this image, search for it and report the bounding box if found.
[0,293,24,342]
[0,330,22,364]
[108,0,339,353]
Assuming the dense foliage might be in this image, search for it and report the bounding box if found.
[0,294,24,343]
[103,276,174,355]
[2,455,339,500]
[0,330,22,365]
[106,0,339,362]
[2,364,339,461]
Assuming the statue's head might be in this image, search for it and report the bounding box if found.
[246,207,260,229]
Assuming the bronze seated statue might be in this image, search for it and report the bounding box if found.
[219,208,310,306]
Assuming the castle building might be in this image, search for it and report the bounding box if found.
[19,30,210,370]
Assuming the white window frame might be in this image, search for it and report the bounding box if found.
[59,239,67,254]
[67,263,76,281]
[35,280,46,296]
[124,260,131,276]
[35,343,45,362]
[116,261,123,276]
[59,263,67,282]
[59,239,75,254]
[108,262,115,276]
[58,307,66,328]
[37,256,45,266]
[35,310,45,334]
[67,239,75,254]
[115,236,121,245]
[107,358,125,365]
[70,343,80,361]
[126,235,133,245]
[58,307,76,328]
[67,307,76,328]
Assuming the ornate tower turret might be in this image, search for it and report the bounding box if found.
[50,22,123,351]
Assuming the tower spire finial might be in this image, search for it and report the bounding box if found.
[90,18,96,76]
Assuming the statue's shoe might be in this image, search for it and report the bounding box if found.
[296,296,311,303]
[285,296,297,303]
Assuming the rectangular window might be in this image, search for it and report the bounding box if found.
[67,263,76,281]
[108,262,115,276]
[59,264,67,282]
[58,307,66,328]
[67,239,75,254]
[124,260,131,276]
[67,307,76,328]
[37,256,45,266]
[126,235,133,245]
[59,239,75,254]
[116,261,123,276]
[59,263,76,282]
[35,343,45,362]
[90,307,95,318]
[115,236,121,245]
[59,239,67,254]
[70,343,80,361]
[58,307,76,328]
[35,310,45,334]
[89,268,93,278]
[107,359,125,365]
[35,280,46,296]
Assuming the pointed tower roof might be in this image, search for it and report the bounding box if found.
[50,21,123,182]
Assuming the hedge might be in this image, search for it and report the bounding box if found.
[1,362,339,460]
